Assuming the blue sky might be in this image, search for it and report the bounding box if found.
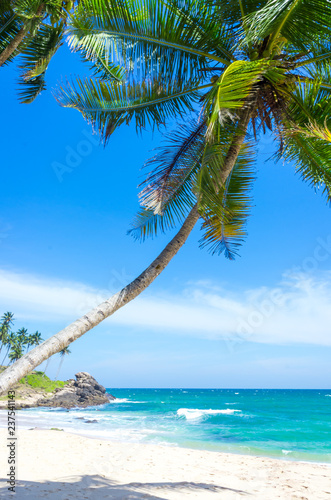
[1,45,331,388]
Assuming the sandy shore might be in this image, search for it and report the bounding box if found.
[0,428,330,499]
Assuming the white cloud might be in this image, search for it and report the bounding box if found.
[0,268,331,346]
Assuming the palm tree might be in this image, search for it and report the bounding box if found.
[8,344,24,364]
[1,0,331,393]
[25,333,35,353]
[0,312,14,357]
[30,331,44,347]
[2,332,18,366]
[55,346,71,380]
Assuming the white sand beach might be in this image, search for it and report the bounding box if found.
[0,428,330,499]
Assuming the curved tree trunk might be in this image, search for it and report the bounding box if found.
[0,4,44,68]
[0,205,200,394]
[0,107,253,394]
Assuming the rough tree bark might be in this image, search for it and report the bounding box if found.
[0,106,253,394]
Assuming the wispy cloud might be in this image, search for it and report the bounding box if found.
[0,268,330,346]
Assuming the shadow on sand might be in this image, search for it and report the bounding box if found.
[0,474,250,499]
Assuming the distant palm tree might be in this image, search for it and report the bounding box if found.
[31,331,44,347]
[55,346,71,380]
[0,316,43,366]
[1,332,17,366]
[25,333,35,353]
[2,0,331,392]
[16,327,29,350]
[8,344,23,364]
[0,312,14,357]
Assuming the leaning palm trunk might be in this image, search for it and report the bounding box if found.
[0,110,251,394]
[0,205,199,394]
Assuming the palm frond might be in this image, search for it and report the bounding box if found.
[67,0,234,86]
[18,23,64,103]
[281,134,331,201]
[0,7,22,65]
[198,142,256,259]
[130,119,206,239]
[210,0,267,41]
[245,0,331,54]
[286,78,331,129]
[13,0,44,19]
[54,76,202,142]
[18,74,46,103]
[203,59,272,140]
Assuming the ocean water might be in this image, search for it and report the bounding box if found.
[13,389,331,463]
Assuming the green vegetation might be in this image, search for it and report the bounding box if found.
[20,372,67,392]
[0,312,44,365]
[0,368,67,401]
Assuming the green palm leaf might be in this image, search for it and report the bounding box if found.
[130,119,206,239]
[18,23,64,103]
[54,76,205,141]
[245,0,331,54]
[282,134,331,200]
[198,142,256,259]
[203,59,280,140]
[67,0,234,86]
[0,6,22,65]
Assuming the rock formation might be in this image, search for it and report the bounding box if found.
[38,372,115,408]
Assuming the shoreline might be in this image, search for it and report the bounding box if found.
[0,428,330,499]
[0,408,330,467]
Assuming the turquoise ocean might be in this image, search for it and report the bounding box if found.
[16,389,331,463]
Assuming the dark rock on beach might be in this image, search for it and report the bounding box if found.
[37,372,115,409]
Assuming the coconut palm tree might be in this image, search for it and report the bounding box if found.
[0,312,14,357]
[25,333,35,353]
[2,332,18,366]
[55,346,71,380]
[1,0,331,393]
[8,343,24,364]
[31,331,44,347]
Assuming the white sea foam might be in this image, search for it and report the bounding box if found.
[282,450,293,455]
[108,398,130,403]
[177,408,241,420]
[107,398,146,404]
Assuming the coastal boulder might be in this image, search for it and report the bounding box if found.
[38,372,115,409]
